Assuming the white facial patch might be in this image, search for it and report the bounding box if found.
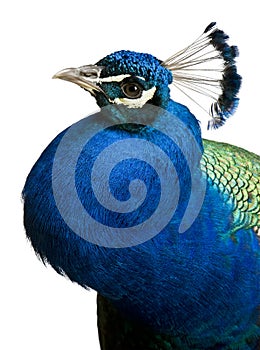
[113,86,156,108]
[97,74,146,83]
[98,74,131,83]
[85,72,154,107]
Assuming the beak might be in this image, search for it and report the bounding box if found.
[52,65,104,95]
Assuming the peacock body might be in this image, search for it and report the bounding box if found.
[23,23,260,349]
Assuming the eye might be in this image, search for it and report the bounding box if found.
[121,81,143,99]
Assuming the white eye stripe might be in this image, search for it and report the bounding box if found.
[98,74,131,83]
[96,74,146,83]
[113,86,156,108]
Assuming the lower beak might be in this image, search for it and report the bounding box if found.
[53,65,104,95]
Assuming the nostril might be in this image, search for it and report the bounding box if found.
[79,65,104,79]
[80,71,95,78]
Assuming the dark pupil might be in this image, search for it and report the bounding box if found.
[128,85,138,93]
[122,82,143,99]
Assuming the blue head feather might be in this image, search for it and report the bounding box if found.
[93,50,173,109]
[97,50,173,85]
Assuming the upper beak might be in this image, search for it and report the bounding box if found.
[52,65,104,95]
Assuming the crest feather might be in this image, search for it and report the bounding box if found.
[162,22,242,129]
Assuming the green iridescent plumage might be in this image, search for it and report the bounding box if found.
[201,140,260,236]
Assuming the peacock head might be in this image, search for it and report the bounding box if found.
[53,22,241,128]
[53,50,173,109]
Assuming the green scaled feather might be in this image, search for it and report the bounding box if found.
[201,139,260,236]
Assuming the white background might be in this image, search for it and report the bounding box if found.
[1,1,259,349]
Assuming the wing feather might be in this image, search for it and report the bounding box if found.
[201,139,260,235]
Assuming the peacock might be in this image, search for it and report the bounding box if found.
[23,23,260,349]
